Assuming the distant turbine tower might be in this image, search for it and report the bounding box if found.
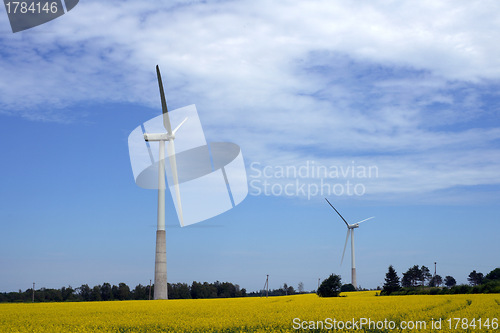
[325,198,374,289]
[143,66,187,299]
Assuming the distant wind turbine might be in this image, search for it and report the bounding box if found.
[325,198,374,290]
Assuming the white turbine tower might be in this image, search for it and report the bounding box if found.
[128,66,249,300]
[325,198,374,290]
[128,66,250,299]
[142,65,187,300]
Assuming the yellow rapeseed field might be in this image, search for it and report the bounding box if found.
[0,292,498,332]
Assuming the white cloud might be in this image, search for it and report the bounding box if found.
[1,0,499,201]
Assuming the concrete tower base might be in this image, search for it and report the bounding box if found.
[154,230,167,299]
[352,267,357,290]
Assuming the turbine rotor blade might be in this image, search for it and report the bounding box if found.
[325,198,349,227]
[172,117,188,135]
[355,216,375,224]
[141,124,155,164]
[341,229,350,265]
[167,140,184,226]
[156,65,172,135]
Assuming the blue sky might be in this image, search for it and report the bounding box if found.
[1,0,499,293]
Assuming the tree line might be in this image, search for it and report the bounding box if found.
[315,275,360,297]
[247,282,306,297]
[382,265,500,295]
[315,267,500,298]
[0,281,248,303]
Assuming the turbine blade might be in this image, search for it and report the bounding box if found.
[341,229,350,265]
[156,65,172,135]
[167,140,184,226]
[141,124,155,164]
[355,216,375,224]
[325,198,349,227]
[172,117,188,135]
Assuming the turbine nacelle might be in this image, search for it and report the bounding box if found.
[348,223,359,229]
[143,117,188,142]
[143,133,175,142]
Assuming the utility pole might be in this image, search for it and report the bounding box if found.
[32,282,35,303]
[266,275,269,298]
[149,279,152,300]
[262,275,269,298]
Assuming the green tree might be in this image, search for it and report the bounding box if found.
[382,265,400,294]
[168,283,191,299]
[117,283,130,300]
[444,276,456,288]
[485,268,500,281]
[468,270,484,286]
[402,265,420,287]
[77,284,92,301]
[420,266,432,286]
[234,284,245,297]
[61,286,75,301]
[341,284,356,292]
[101,283,112,301]
[214,281,237,298]
[131,284,148,300]
[90,285,101,301]
[190,281,203,299]
[429,275,443,287]
[205,282,218,298]
[317,274,342,297]
[111,285,119,300]
[192,281,218,299]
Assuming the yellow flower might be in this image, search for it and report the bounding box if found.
[0,292,498,332]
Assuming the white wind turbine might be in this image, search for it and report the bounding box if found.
[325,198,374,290]
[142,65,187,300]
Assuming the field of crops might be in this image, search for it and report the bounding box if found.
[0,291,498,332]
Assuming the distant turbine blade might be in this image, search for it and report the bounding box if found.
[172,117,188,135]
[167,140,184,226]
[325,198,349,227]
[156,65,172,135]
[355,217,375,224]
[341,229,350,265]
